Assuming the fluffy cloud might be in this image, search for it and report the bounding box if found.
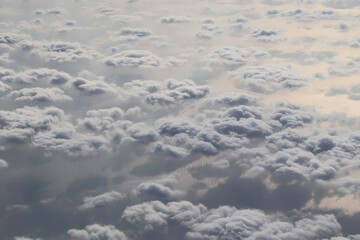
[202,92,260,108]
[134,173,185,200]
[271,102,313,128]
[8,87,72,102]
[1,68,72,85]
[68,224,127,240]
[281,9,338,22]
[122,200,342,240]
[71,78,118,95]
[251,28,286,42]
[103,50,182,68]
[203,46,269,69]
[23,40,99,63]
[124,79,209,105]
[230,65,308,93]
[79,191,125,210]
[0,106,65,143]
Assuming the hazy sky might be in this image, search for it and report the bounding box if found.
[1,0,360,239]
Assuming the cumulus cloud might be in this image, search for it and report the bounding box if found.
[122,200,342,240]
[23,40,99,63]
[281,9,338,22]
[202,92,260,108]
[103,50,182,68]
[0,106,65,143]
[203,46,269,69]
[71,78,118,95]
[1,68,72,85]
[124,79,209,105]
[271,102,313,128]
[230,64,308,93]
[79,191,125,210]
[8,87,72,102]
[68,224,127,240]
[251,28,286,42]
[134,173,185,200]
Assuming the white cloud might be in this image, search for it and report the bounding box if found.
[79,191,125,210]
[68,224,127,240]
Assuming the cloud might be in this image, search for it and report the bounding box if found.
[147,141,190,158]
[35,7,68,15]
[71,78,118,95]
[328,60,360,76]
[122,200,342,240]
[0,159,8,169]
[213,117,272,137]
[271,102,313,128]
[281,9,338,22]
[103,50,181,68]
[160,16,191,24]
[0,80,11,94]
[1,68,72,85]
[134,173,185,200]
[23,40,99,63]
[202,92,260,108]
[203,46,269,69]
[323,0,360,9]
[124,79,209,105]
[230,64,308,93]
[14,237,42,240]
[79,191,125,210]
[0,106,65,143]
[8,87,72,102]
[68,224,127,240]
[251,28,286,42]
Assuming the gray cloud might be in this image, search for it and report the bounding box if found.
[1,68,72,85]
[0,159,9,169]
[122,200,342,240]
[124,79,209,105]
[160,16,191,24]
[230,64,308,93]
[251,28,286,42]
[103,50,182,68]
[134,173,185,200]
[8,87,72,102]
[202,92,260,108]
[71,78,118,95]
[203,46,269,69]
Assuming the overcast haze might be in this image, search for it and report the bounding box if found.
[2,0,360,239]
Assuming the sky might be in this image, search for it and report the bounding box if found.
[1,0,360,239]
